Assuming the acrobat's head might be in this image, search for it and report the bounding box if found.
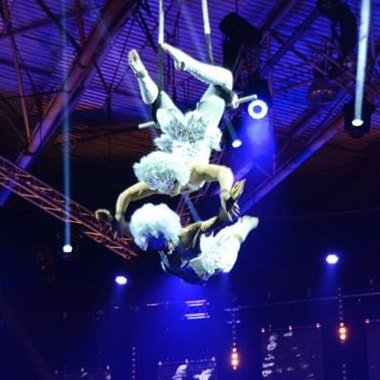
[129,203,182,252]
[133,151,190,195]
[144,232,168,251]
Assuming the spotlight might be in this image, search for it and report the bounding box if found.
[344,99,375,138]
[338,321,348,342]
[57,229,81,260]
[60,243,75,260]
[115,275,128,286]
[62,244,73,254]
[325,253,339,265]
[224,115,243,148]
[231,138,242,148]
[247,96,269,120]
[244,73,271,120]
[230,347,240,370]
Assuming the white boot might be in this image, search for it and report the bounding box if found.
[161,43,233,89]
[129,49,159,104]
[224,216,259,243]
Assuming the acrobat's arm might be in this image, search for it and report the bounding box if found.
[190,162,239,219]
[115,182,157,222]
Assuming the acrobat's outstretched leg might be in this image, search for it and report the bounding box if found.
[161,42,233,90]
[129,49,159,105]
[129,49,182,121]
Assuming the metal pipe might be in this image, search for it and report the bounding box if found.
[2,0,32,142]
[0,0,139,206]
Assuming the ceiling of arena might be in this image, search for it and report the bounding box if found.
[0,0,379,283]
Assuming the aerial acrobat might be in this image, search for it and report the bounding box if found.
[95,0,258,259]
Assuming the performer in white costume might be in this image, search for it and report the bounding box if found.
[96,44,240,234]
[129,201,259,285]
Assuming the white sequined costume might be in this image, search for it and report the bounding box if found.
[130,45,235,192]
[153,91,224,164]
[129,203,259,285]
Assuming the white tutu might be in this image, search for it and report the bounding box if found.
[194,225,242,276]
[154,108,222,163]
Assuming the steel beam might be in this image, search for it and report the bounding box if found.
[0,153,137,259]
[0,0,138,205]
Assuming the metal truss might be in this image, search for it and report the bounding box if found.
[0,154,138,260]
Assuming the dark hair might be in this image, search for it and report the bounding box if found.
[145,232,167,251]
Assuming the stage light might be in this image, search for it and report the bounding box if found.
[344,98,374,138]
[247,96,269,120]
[325,253,339,265]
[230,347,240,370]
[62,244,73,254]
[184,299,210,320]
[115,275,127,285]
[57,229,81,260]
[231,138,242,148]
[244,73,271,120]
[224,115,243,148]
[338,322,348,342]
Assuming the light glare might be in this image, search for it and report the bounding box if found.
[247,99,268,120]
[232,138,242,148]
[352,118,364,127]
[62,244,73,253]
[115,275,127,285]
[326,253,339,265]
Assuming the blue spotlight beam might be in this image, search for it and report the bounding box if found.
[242,113,344,213]
[0,0,139,206]
[0,154,137,259]
[158,0,164,45]
[354,0,371,125]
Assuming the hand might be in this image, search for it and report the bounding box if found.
[230,179,245,201]
[223,198,240,222]
[95,209,114,225]
[113,217,129,239]
[220,179,245,221]
[95,209,128,238]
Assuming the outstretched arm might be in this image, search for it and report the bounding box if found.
[189,162,240,220]
[115,181,157,223]
[96,181,158,238]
